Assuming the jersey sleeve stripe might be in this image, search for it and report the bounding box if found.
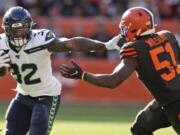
[120,49,138,59]
[121,53,137,58]
[120,54,138,59]
[120,51,137,56]
[120,48,135,53]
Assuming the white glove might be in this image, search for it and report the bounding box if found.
[105,34,127,50]
[0,50,10,68]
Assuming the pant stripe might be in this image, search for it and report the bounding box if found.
[47,96,58,135]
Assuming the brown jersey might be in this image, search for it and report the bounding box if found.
[120,30,180,106]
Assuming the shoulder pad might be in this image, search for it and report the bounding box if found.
[30,29,56,47]
[0,33,9,50]
[120,42,137,60]
[157,30,177,41]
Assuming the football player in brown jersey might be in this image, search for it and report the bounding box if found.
[60,7,180,135]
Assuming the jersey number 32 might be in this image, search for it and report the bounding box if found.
[11,63,41,85]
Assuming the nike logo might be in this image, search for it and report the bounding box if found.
[71,70,78,76]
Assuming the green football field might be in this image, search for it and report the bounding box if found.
[0,102,176,135]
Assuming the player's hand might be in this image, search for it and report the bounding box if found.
[0,50,10,68]
[59,60,85,80]
[105,34,126,50]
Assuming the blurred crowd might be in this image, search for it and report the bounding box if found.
[0,0,179,19]
[0,0,179,60]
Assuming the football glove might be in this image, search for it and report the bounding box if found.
[59,60,85,80]
[0,50,10,68]
[105,34,126,50]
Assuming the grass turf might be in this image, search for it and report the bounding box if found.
[0,102,176,135]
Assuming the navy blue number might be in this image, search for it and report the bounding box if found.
[11,63,41,85]
[11,64,22,83]
[22,64,41,84]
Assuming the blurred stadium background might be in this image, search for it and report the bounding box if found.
[0,0,179,135]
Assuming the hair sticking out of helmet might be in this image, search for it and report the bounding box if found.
[2,6,33,47]
[119,7,156,42]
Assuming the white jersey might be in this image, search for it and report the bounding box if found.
[0,29,62,97]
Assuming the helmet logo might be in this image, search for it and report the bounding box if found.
[12,23,23,28]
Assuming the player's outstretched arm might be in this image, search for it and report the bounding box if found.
[59,58,137,89]
[47,35,126,52]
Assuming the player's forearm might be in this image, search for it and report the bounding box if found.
[83,73,121,89]
[66,37,107,52]
[48,37,107,52]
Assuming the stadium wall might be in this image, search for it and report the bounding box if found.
[38,17,179,36]
[0,58,153,104]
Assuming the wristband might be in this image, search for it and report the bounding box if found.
[81,72,86,80]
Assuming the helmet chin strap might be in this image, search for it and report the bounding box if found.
[140,28,155,36]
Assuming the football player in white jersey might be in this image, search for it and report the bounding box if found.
[0,6,125,135]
